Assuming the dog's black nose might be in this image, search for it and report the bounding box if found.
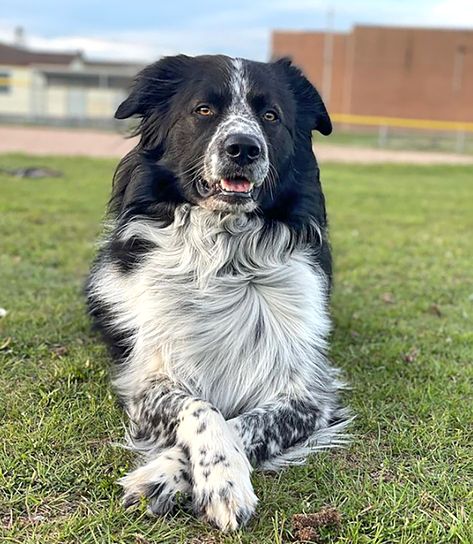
[224,134,261,164]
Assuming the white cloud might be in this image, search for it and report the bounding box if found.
[0,24,170,62]
[112,27,270,58]
[29,35,163,62]
[424,0,473,27]
[0,21,270,62]
[1,1,472,64]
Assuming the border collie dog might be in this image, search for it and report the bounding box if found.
[86,54,349,531]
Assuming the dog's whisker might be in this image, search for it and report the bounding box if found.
[179,157,206,178]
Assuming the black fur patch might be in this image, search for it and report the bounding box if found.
[109,236,155,274]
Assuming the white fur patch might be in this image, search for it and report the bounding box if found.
[88,205,332,420]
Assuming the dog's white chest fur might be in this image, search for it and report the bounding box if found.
[96,205,330,417]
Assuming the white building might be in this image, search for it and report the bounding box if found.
[0,41,143,126]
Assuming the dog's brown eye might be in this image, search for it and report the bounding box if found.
[263,110,278,122]
[195,105,213,116]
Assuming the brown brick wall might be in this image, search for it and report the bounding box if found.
[272,26,473,122]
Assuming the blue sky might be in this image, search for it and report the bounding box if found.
[1,0,472,62]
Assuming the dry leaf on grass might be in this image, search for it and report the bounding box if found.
[292,507,341,542]
[428,303,442,317]
[51,345,69,357]
[0,337,12,350]
[403,347,420,363]
[189,536,222,544]
[296,526,319,542]
[381,292,395,304]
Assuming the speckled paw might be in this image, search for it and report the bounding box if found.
[119,445,192,515]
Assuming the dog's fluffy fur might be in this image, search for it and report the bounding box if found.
[86,54,350,531]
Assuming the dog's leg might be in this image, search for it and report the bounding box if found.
[121,377,257,531]
[229,398,347,469]
[176,398,258,531]
[119,379,193,515]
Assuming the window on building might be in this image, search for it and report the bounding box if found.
[0,71,11,93]
[43,72,132,90]
[45,73,100,88]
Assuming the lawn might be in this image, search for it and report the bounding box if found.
[315,129,473,155]
[0,154,472,544]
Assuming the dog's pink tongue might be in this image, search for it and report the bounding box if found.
[221,179,252,192]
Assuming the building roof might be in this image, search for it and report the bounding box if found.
[0,42,80,66]
[0,41,143,70]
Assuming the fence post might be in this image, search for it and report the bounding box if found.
[378,125,389,148]
[455,130,466,154]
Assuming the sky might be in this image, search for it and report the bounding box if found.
[1,0,473,63]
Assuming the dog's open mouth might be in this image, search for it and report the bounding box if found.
[219,177,254,196]
[197,177,255,199]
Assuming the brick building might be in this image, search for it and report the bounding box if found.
[272,25,473,122]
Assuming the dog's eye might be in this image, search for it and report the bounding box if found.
[195,105,214,116]
[262,110,279,122]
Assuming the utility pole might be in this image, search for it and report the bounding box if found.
[322,7,334,109]
[14,26,26,48]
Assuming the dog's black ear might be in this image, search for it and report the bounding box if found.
[274,57,332,136]
[115,55,191,120]
[115,93,141,120]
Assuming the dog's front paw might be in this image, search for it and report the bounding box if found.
[119,445,191,515]
[192,447,258,531]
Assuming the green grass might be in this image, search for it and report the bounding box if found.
[315,129,473,155]
[1,155,472,544]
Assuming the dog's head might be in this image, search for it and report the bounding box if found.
[115,54,331,214]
